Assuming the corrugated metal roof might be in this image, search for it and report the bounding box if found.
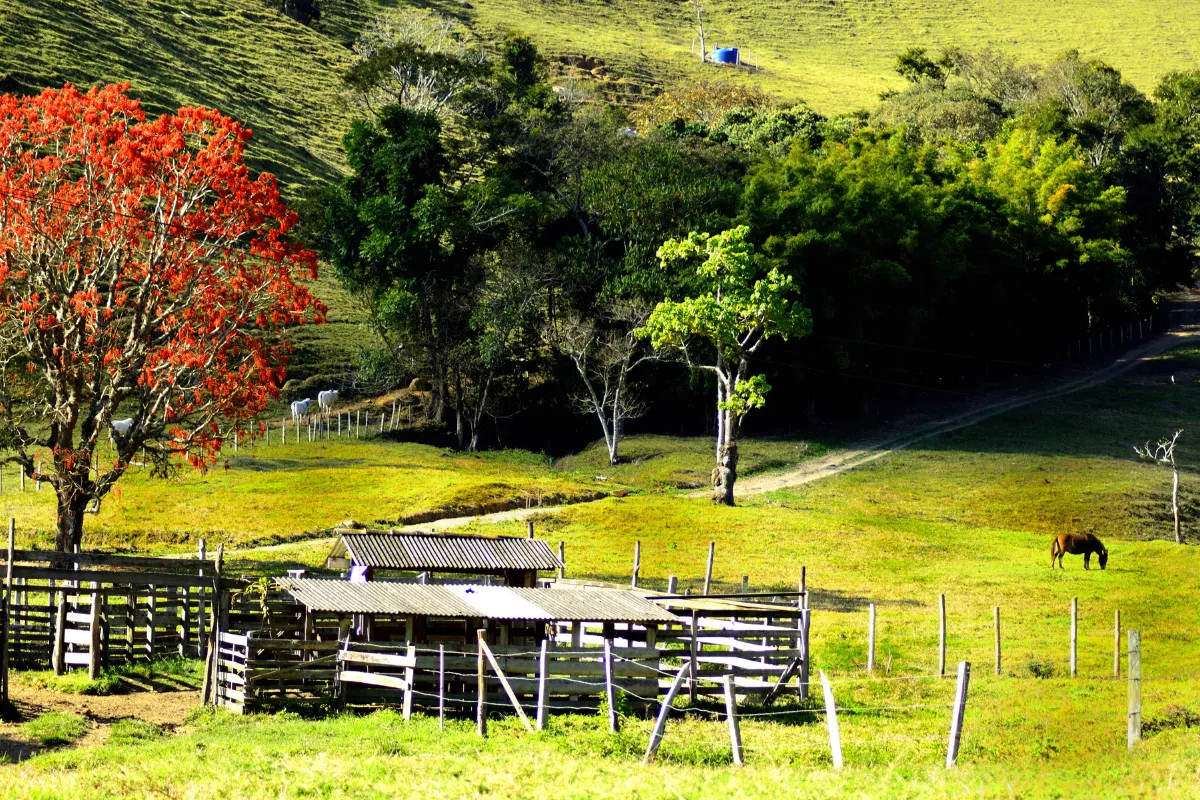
[274,579,677,623]
[274,580,480,616]
[329,532,561,572]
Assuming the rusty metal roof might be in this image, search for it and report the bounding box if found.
[275,579,677,623]
[328,532,561,572]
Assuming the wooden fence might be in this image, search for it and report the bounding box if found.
[1,542,220,695]
[213,632,338,714]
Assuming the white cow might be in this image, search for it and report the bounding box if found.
[317,389,338,413]
[290,398,312,422]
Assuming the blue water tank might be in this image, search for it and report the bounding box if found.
[711,47,739,65]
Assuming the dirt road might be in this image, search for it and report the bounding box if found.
[734,323,1200,496]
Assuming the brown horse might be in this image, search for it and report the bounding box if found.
[1050,533,1108,570]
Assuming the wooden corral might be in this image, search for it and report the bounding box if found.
[210,577,810,716]
[0,541,221,694]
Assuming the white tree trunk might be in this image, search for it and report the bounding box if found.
[1173,464,1181,544]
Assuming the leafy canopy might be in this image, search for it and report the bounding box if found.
[637,226,810,416]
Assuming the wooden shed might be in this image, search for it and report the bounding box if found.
[325,531,561,587]
[274,578,676,648]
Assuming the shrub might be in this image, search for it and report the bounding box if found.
[1144,705,1200,735]
[22,712,89,746]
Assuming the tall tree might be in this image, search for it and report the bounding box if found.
[0,84,321,550]
[637,226,810,505]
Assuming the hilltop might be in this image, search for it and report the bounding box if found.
[5,0,1200,192]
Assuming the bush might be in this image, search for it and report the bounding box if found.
[22,712,88,746]
[1026,661,1056,679]
[1143,705,1200,735]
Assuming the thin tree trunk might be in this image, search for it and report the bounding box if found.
[1173,464,1181,544]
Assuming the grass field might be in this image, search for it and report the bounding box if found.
[0,431,828,553]
[451,0,1200,112]
[0,438,606,551]
[2,341,1193,797]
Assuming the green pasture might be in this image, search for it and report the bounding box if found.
[0,439,599,551]
[4,689,1200,797]
[1,330,1198,797]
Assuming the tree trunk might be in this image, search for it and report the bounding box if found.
[55,489,88,552]
[1173,465,1181,544]
[712,439,738,506]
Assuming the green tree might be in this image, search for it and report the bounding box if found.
[636,226,810,505]
[967,126,1131,326]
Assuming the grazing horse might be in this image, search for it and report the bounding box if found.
[1050,533,1108,570]
[317,389,338,414]
[290,398,312,423]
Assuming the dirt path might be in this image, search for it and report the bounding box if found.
[0,684,199,763]
[735,323,1200,496]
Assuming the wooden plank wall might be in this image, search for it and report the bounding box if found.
[7,579,211,670]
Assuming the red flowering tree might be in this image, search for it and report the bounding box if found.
[0,84,323,550]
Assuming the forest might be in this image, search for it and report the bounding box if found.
[299,15,1200,481]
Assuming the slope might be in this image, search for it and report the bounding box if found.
[0,0,360,192]
[453,0,1200,111]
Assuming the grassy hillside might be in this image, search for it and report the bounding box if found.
[0,0,368,191]
[6,0,1200,194]
[440,0,1200,111]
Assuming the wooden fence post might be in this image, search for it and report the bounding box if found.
[703,542,715,595]
[146,585,156,658]
[536,639,549,731]
[689,610,699,705]
[946,661,971,767]
[476,628,487,737]
[197,539,207,659]
[994,606,1001,676]
[402,644,416,721]
[438,644,446,731]
[741,575,749,595]
[51,589,67,675]
[1,519,13,702]
[938,593,947,677]
[631,541,641,588]
[645,660,690,763]
[667,576,677,594]
[798,608,811,701]
[603,638,619,734]
[1070,597,1078,677]
[1114,610,1121,679]
[557,541,565,581]
[206,544,224,706]
[867,603,876,674]
[800,566,807,609]
[723,674,744,766]
[88,585,102,680]
[819,669,843,769]
[1127,630,1141,749]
